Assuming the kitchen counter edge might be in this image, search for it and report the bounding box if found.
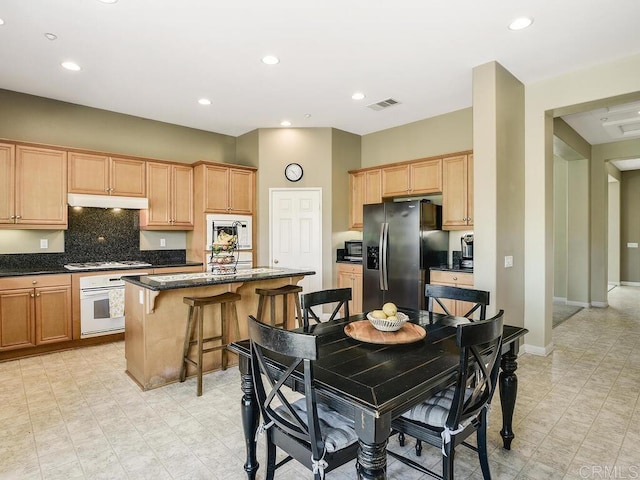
[0,262,204,278]
[122,268,316,291]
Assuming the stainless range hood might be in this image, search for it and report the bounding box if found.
[68,193,149,209]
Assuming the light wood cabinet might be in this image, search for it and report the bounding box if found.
[68,152,146,197]
[141,162,193,230]
[349,169,381,230]
[381,158,442,197]
[1,145,67,228]
[429,270,474,317]
[203,164,255,214]
[442,154,473,230]
[337,263,363,314]
[0,275,72,351]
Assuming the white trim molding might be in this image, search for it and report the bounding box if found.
[591,301,608,308]
[565,300,590,308]
[522,342,554,357]
[621,281,640,287]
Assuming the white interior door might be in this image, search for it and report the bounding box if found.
[270,188,322,295]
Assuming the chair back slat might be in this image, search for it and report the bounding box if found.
[247,316,325,457]
[446,310,504,430]
[301,288,351,327]
[425,284,490,320]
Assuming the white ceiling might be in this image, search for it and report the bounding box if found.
[1,1,640,137]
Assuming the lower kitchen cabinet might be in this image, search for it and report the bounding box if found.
[428,270,474,317]
[0,275,72,351]
[337,263,363,314]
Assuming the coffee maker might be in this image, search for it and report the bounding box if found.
[461,233,474,269]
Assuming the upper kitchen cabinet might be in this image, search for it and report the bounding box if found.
[68,152,146,197]
[442,154,473,230]
[197,163,256,214]
[1,144,67,228]
[349,168,381,230]
[381,158,442,197]
[140,162,193,230]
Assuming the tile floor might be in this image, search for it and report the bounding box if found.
[1,286,639,479]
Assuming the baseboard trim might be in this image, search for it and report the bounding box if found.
[608,282,620,286]
[565,300,590,308]
[621,281,640,287]
[553,296,567,303]
[522,342,554,357]
[591,301,608,308]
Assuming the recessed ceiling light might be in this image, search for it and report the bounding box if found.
[61,61,81,71]
[280,120,291,127]
[262,55,280,65]
[44,33,58,41]
[97,0,118,3]
[304,114,312,118]
[352,92,366,100]
[0,18,5,26]
[198,98,212,106]
[508,17,533,31]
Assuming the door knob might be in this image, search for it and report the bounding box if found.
[274,259,279,264]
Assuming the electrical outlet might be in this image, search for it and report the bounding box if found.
[504,255,513,268]
[627,242,638,248]
[40,239,48,249]
[160,238,166,247]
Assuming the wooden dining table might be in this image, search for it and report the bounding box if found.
[228,311,528,480]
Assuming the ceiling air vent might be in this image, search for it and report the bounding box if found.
[367,98,401,111]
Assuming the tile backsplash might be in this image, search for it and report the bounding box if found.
[0,207,187,270]
[66,207,141,261]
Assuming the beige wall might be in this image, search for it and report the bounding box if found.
[553,156,568,299]
[608,178,620,285]
[566,158,590,305]
[621,170,640,282]
[0,89,236,164]
[553,119,591,306]
[472,61,525,329]
[525,53,640,351]
[361,108,472,167]
[255,128,333,287]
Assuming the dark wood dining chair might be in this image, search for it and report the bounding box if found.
[389,310,504,480]
[300,288,351,328]
[425,284,490,320]
[247,315,360,480]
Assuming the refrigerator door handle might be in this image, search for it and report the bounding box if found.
[381,222,389,291]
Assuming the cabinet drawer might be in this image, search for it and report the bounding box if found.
[0,274,71,290]
[337,263,363,275]
[429,270,473,286]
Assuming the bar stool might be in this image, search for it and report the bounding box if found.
[180,291,241,396]
[255,285,303,329]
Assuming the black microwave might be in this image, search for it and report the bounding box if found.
[344,241,363,260]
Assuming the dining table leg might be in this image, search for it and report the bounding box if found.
[355,411,389,479]
[499,341,520,450]
[238,356,260,479]
[357,440,388,480]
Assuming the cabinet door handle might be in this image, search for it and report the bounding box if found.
[453,276,458,281]
[10,215,16,219]
[36,293,40,297]
[32,280,37,284]
[30,293,35,298]
[15,215,21,220]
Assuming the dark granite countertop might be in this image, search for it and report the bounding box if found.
[122,267,315,291]
[336,260,363,265]
[430,266,474,274]
[0,262,203,278]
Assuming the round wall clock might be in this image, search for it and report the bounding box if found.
[284,163,303,182]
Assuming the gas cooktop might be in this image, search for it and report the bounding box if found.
[64,261,152,271]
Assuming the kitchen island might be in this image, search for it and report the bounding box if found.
[122,267,314,390]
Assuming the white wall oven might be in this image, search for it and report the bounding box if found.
[79,272,149,338]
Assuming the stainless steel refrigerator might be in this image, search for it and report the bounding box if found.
[363,200,449,312]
